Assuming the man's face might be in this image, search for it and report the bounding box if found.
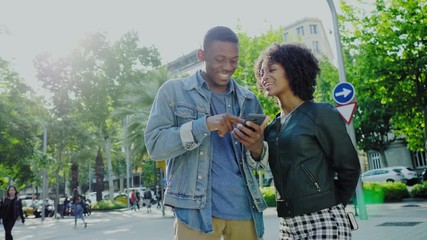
[198,40,239,93]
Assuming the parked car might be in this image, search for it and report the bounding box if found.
[421,169,427,182]
[361,168,407,183]
[383,166,419,185]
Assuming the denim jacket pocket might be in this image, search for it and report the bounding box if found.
[175,104,198,126]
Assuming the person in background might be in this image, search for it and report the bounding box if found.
[72,188,87,228]
[155,185,162,209]
[143,188,153,213]
[0,186,25,240]
[144,26,268,240]
[250,43,360,239]
[135,189,141,211]
[130,189,137,211]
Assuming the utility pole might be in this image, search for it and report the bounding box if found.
[41,124,47,222]
[327,0,368,220]
[124,116,131,208]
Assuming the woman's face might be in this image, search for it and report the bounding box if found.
[8,187,16,197]
[260,61,291,98]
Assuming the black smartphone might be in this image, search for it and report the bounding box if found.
[243,114,266,130]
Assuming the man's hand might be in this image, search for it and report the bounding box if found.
[206,113,243,137]
[232,116,270,159]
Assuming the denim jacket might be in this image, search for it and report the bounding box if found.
[144,71,268,239]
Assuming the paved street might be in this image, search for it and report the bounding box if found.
[3,200,427,240]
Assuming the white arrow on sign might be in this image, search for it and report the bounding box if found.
[335,88,352,98]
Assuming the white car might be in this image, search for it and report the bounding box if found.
[361,168,407,183]
[383,166,417,180]
[383,166,419,185]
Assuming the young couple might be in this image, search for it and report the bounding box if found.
[144,26,360,240]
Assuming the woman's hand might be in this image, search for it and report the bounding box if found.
[232,116,270,159]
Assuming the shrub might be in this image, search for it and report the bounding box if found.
[362,182,409,203]
[410,181,427,198]
[363,182,385,203]
[382,182,409,201]
[261,186,276,207]
[91,200,127,211]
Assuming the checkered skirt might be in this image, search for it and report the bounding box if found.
[279,204,351,240]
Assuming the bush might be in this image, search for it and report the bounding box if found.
[363,183,385,203]
[410,181,427,198]
[362,182,409,203]
[91,200,127,211]
[261,186,276,207]
[382,182,410,201]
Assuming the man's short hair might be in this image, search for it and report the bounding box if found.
[203,26,238,50]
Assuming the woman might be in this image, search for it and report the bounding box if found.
[254,43,360,239]
[1,186,25,240]
[72,188,87,228]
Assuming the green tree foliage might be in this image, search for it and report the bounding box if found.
[0,58,47,186]
[340,0,427,151]
[34,31,163,198]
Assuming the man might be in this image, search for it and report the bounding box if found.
[144,26,268,240]
[143,188,153,213]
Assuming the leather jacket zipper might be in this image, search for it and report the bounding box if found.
[301,163,321,192]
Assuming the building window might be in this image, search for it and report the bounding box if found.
[368,151,381,169]
[296,26,304,36]
[310,24,318,34]
[284,32,289,41]
[413,151,427,169]
[312,41,320,53]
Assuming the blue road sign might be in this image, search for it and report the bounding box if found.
[333,82,355,105]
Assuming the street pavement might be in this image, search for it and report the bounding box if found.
[3,199,427,239]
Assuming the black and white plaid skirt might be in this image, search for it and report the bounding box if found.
[279,204,351,240]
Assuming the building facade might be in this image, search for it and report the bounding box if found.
[283,17,334,63]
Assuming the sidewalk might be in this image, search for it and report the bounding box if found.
[263,199,427,240]
[346,199,427,240]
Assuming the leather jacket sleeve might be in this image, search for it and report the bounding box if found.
[315,104,361,205]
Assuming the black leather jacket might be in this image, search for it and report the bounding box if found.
[265,101,360,218]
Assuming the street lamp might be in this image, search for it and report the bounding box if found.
[41,124,47,222]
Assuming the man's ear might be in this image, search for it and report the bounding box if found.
[197,48,205,62]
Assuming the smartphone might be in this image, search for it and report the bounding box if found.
[243,114,266,130]
[347,212,359,231]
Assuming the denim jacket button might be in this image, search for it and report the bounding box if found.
[197,175,203,180]
[199,151,204,156]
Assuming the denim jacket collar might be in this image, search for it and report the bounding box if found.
[183,70,255,115]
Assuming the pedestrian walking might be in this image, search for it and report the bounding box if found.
[0,186,25,240]
[143,189,152,213]
[72,188,87,228]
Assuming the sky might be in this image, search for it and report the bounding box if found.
[0,0,345,92]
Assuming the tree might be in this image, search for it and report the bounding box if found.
[34,31,163,200]
[0,58,47,187]
[340,0,427,152]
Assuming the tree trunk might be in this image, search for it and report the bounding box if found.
[71,162,78,190]
[105,138,115,200]
[95,148,104,202]
[423,106,427,151]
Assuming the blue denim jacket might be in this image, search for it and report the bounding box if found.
[144,71,268,239]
